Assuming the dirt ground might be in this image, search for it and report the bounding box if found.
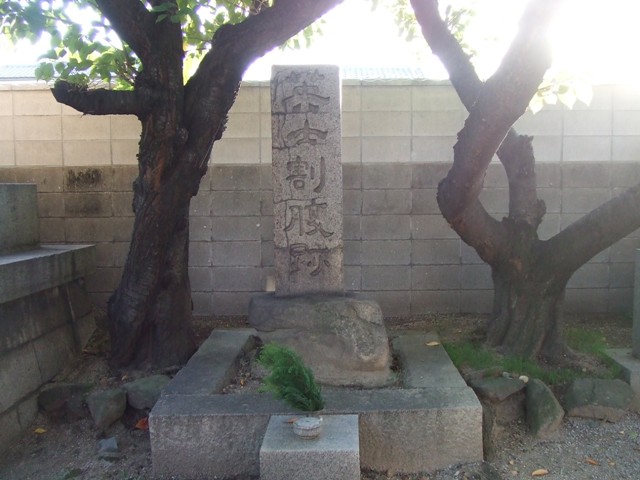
[0,313,638,480]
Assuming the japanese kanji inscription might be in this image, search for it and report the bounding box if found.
[271,65,344,296]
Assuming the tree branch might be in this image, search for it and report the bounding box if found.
[182,0,344,168]
[94,0,155,62]
[541,183,640,276]
[410,0,482,108]
[437,0,557,223]
[52,80,144,116]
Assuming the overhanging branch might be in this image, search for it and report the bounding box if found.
[52,80,143,116]
[541,183,640,275]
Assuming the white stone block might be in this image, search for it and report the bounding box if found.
[260,415,360,480]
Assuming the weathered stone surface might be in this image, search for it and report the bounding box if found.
[87,388,126,430]
[248,293,392,386]
[478,377,526,457]
[271,66,343,296]
[260,415,360,480]
[38,383,91,419]
[469,377,526,402]
[565,378,635,422]
[526,378,564,438]
[123,375,170,410]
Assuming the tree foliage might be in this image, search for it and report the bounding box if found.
[1,0,322,88]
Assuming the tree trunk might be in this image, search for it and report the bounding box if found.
[488,264,568,360]
[108,147,201,368]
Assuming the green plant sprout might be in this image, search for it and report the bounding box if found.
[257,343,324,412]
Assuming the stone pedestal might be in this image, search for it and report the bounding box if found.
[260,415,360,480]
[249,293,393,387]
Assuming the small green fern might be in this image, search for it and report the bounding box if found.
[257,343,325,412]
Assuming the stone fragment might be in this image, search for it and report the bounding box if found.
[38,383,92,419]
[97,437,120,460]
[123,374,170,410]
[249,293,392,387]
[469,377,526,427]
[468,377,526,402]
[87,388,126,430]
[526,378,564,438]
[565,378,635,422]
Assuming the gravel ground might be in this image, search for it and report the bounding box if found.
[1,313,638,480]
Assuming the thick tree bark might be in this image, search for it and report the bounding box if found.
[51,0,344,368]
[411,0,640,360]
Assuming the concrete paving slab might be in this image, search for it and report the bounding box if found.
[260,415,360,480]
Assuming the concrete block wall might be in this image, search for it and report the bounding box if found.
[0,81,639,317]
[0,280,94,450]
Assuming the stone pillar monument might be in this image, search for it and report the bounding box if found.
[271,65,343,296]
[248,66,392,387]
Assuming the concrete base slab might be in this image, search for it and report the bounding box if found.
[150,329,483,479]
[607,348,640,396]
[260,415,360,480]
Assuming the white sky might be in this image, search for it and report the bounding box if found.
[2,0,640,84]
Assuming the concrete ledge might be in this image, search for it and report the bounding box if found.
[0,244,95,304]
[607,348,640,396]
[392,332,468,388]
[150,330,482,479]
[260,415,360,480]
[162,328,256,395]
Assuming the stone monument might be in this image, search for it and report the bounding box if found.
[249,66,392,387]
[271,65,343,296]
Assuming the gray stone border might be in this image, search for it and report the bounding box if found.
[150,329,482,479]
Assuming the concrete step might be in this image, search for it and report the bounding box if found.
[260,415,360,480]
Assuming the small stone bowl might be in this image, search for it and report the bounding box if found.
[293,416,323,439]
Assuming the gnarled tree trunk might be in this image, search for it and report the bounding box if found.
[411,0,640,360]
